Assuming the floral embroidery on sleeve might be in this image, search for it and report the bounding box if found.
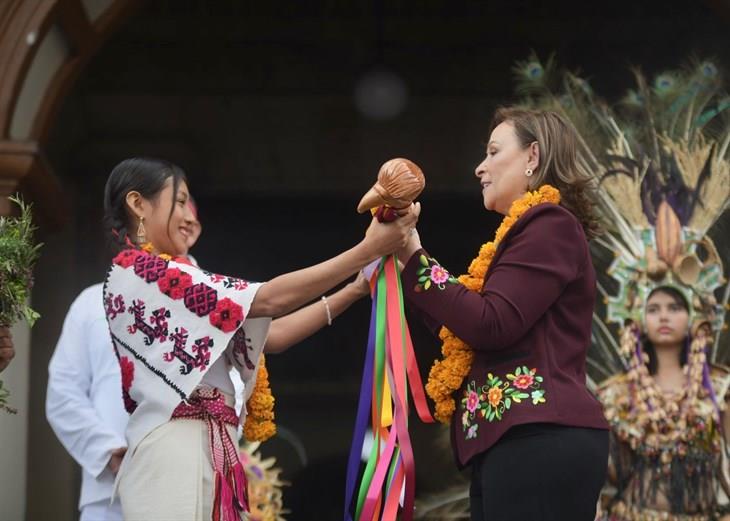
[415,254,458,291]
[209,297,244,333]
[460,366,547,439]
[119,356,138,413]
[157,268,194,300]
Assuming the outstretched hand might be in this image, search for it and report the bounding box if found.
[363,202,421,259]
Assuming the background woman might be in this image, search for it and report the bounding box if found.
[597,286,730,521]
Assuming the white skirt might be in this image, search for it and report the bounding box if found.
[118,400,242,520]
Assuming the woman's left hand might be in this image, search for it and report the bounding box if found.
[396,226,422,266]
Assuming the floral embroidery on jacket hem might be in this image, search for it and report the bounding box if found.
[415,254,458,292]
[460,366,546,439]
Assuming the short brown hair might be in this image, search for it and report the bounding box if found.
[490,107,602,239]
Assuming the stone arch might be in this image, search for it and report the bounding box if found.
[0,0,141,225]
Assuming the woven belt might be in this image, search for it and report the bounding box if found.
[172,387,247,521]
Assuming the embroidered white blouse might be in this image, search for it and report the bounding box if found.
[103,250,270,464]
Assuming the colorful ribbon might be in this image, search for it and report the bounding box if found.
[345,255,434,521]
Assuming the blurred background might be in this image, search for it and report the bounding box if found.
[0,1,728,519]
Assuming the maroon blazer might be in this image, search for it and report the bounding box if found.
[402,203,608,467]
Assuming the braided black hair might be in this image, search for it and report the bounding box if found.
[103,158,188,254]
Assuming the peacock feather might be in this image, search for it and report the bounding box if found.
[511,54,730,377]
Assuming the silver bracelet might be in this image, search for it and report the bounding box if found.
[321,295,333,326]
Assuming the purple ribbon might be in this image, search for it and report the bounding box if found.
[344,292,378,520]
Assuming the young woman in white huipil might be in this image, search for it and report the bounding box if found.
[102,158,418,521]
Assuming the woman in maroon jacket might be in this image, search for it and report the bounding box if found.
[395,108,609,520]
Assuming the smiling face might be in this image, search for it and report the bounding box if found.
[185,200,202,250]
[474,121,539,214]
[127,178,196,257]
[644,289,690,350]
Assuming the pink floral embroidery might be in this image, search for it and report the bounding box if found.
[157,268,194,300]
[209,297,244,333]
[512,374,534,389]
[461,366,547,439]
[430,265,450,285]
[415,255,458,291]
[466,390,480,413]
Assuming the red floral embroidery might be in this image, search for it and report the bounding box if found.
[157,268,194,300]
[209,297,244,333]
[120,356,134,390]
[512,373,534,390]
[119,356,138,413]
[113,249,143,268]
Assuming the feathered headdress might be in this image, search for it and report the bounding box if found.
[512,53,730,379]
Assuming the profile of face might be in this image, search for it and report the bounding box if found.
[643,289,690,348]
[126,178,197,257]
[474,121,539,215]
[186,201,202,251]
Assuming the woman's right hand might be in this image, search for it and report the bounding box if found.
[363,202,421,259]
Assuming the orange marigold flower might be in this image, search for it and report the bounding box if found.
[244,356,276,441]
[487,386,503,407]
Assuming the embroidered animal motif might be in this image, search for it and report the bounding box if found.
[126,299,171,346]
[164,327,213,375]
[104,293,126,321]
[231,328,256,370]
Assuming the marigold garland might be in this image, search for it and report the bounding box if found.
[140,241,172,261]
[425,185,561,423]
[244,355,277,441]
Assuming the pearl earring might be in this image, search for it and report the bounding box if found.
[525,168,534,177]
